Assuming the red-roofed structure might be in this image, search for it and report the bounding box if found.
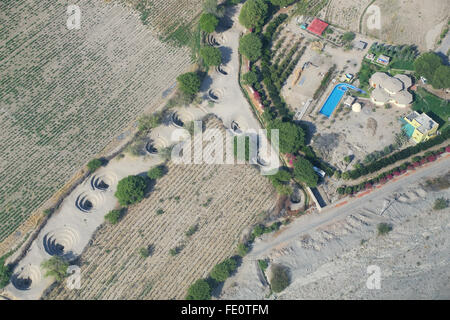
[307,18,328,36]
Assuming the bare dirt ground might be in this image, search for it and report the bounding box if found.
[361,0,450,51]
[220,163,450,300]
[309,102,407,171]
[0,0,202,247]
[44,117,278,300]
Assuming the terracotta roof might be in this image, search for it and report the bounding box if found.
[307,18,328,36]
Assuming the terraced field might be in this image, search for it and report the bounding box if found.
[0,0,203,246]
[45,117,277,300]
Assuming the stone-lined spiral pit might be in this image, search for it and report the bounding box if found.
[90,172,118,191]
[208,88,224,102]
[12,265,42,291]
[43,228,80,257]
[206,33,226,47]
[170,112,184,128]
[75,192,103,213]
[146,136,169,155]
[216,64,231,75]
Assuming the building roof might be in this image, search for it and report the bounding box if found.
[372,87,390,103]
[344,96,355,106]
[405,111,438,134]
[307,18,329,36]
[354,41,367,50]
[370,72,403,93]
[394,74,412,89]
[394,90,413,105]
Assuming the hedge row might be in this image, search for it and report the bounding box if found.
[337,146,449,195]
[344,129,450,180]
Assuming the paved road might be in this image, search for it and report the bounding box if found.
[249,155,450,257]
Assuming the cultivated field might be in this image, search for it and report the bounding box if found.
[0,0,203,246]
[45,117,277,300]
[324,0,372,32]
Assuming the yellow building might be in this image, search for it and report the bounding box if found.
[403,111,439,143]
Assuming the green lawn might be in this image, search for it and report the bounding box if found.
[412,87,450,129]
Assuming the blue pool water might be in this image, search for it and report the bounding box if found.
[319,83,365,117]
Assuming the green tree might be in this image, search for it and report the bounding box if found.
[210,258,237,282]
[114,175,147,206]
[342,32,355,42]
[270,264,290,293]
[177,72,202,96]
[414,52,443,81]
[199,13,219,33]
[239,33,263,61]
[147,166,165,180]
[105,209,122,224]
[237,242,249,257]
[268,119,305,154]
[239,0,268,29]
[270,0,296,7]
[87,158,103,172]
[138,113,162,132]
[139,247,150,258]
[41,256,69,282]
[186,279,211,300]
[242,71,258,85]
[0,256,11,289]
[200,46,222,66]
[293,157,318,187]
[377,223,393,235]
[431,65,450,89]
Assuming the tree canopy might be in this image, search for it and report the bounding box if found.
[239,33,263,62]
[177,72,202,96]
[242,71,258,85]
[87,158,103,172]
[199,13,219,33]
[270,0,296,7]
[200,46,222,66]
[268,119,305,154]
[342,32,356,42]
[186,279,211,300]
[210,258,237,282]
[431,65,450,89]
[270,264,290,293]
[238,0,269,30]
[0,256,11,288]
[41,256,69,282]
[414,52,443,82]
[114,175,147,206]
[105,209,122,224]
[293,157,318,187]
[147,166,165,180]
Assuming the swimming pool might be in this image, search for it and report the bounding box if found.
[319,83,365,117]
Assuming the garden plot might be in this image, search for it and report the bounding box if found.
[0,0,202,246]
[45,117,277,300]
[361,0,449,51]
[324,0,373,32]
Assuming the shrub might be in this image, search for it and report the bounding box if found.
[200,46,222,66]
[139,247,150,258]
[87,158,103,172]
[177,72,201,96]
[199,13,219,33]
[115,175,147,206]
[41,256,69,282]
[433,198,448,210]
[270,264,290,293]
[138,113,162,132]
[0,256,12,289]
[210,258,237,282]
[147,166,165,180]
[156,209,164,215]
[377,223,393,236]
[185,224,199,237]
[237,243,249,257]
[105,209,122,224]
[186,279,211,300]
[258,259,268,272]
[242,71,258,85]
